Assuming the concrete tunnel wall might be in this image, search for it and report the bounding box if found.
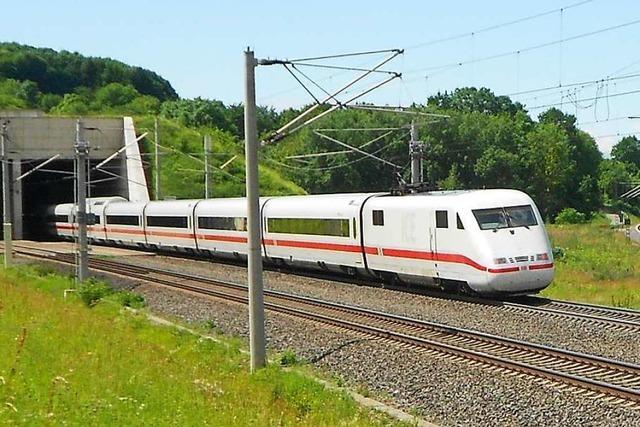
[0,113,150,239]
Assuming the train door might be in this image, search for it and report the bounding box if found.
[432,209,452,278]
[427,209,438,278]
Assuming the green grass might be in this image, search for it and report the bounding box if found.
[134,116,306,199]
[544,216,640,308]
[0,264,399,425]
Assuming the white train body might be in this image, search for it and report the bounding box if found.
[47,189,554,295]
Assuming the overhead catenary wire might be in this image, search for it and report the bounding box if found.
[263,131,409,172]
[286,129,398,159]
[267,73,402,145]
[268,50,403,143]
[313,130,400,168]
[409,17,640,76]
[289,63,340,105]
[526,87,640,110]
[504,71,640,99]
[282,64,321,104]
[154,141,244,182]
[405,0,596,50]
[288,48,403,62]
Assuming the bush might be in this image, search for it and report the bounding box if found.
[279,349,298,366]
[78,280,113,307]
[552,246,566,260]
[114,290,146,309]
[555,208,587,224]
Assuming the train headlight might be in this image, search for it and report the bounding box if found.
[493,257,507,265]
[536,253,549,261]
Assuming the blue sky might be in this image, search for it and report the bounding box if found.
[2,0,640,154]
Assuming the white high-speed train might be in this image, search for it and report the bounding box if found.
[47,189,555,295]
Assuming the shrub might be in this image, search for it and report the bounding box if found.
[279,349,298,366]
[555,208,586,224]
[552,246,566,260]
[78,280,113,307]
[115,290,146,309]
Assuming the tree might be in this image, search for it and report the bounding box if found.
[538,108,602,214]
[474,146,522,188]
[427,87,526,116]
[94,83,139,108]
[0,42,178,100]
[598,159,633,202]
[521,123,575,219]
[51,93,89,115]
[611,136,640,172]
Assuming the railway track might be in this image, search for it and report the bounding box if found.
[10,244,640,409]
[275,264,640,333]
[7,241,640,332]
[501,296,640,332]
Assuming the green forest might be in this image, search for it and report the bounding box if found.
[1,42,638,221]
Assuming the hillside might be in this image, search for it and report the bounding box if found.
[0,42,304,197]
[1,42,638,216]
[0,42,177,105]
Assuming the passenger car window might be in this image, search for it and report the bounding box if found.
[267,217,350,237]
[198,216,247,231]
[146,216,188,228]
[372,210,384,226]
[456,213,464,230]
[106,215,140,226]
[436,210,448,228]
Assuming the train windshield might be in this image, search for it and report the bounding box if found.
[473,205,537,230]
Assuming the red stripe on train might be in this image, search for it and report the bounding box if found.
[381,248,488,272]
[54,223,552,273]
[528,263,554,270]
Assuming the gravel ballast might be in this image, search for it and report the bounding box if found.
[122,254,640,365]
[135,281,640,427]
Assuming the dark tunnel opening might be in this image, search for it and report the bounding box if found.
[20,159,126,239]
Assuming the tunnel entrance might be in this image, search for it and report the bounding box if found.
[22,159,127,239]
[0,113,150,241]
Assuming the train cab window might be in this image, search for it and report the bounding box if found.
[146,216,188,228]
[198,216,247,231]
[106,215,140,226]
[372,210,384,226]
[473,205,537,230]
[436,210,448,228]
[267,217,350,237]
[456,213,464,230]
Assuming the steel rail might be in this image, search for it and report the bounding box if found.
[8,242,640,332]
[10,245,640,407]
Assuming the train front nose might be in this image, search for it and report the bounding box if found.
[486,263,555,294]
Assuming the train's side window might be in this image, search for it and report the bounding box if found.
[267,217,350,237]
[436,210,448,228]
[352,218,357,239]
[456,213,464,230]
[146,216,188,228]
[372,210,384,226]
[106,215,140,226]
[198,216,247,231]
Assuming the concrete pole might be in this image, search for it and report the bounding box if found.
[75,119,89,283]
[409,121,423,186]
[154,117,161,200]
[204,134,212,199]
[1,122,12,267]
[244,48,266,371]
